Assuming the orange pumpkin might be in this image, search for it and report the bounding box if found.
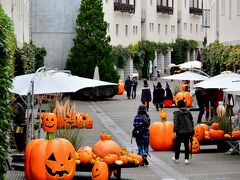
[174,91,193,107]
[191,137,200,153]
[85,117,93,129]
[209,129,224,140]
[149,119,174,151]
[78,150,93,164]
[52,106,65,128]
[159,108,167,119]
[75,113,84,128]
[118,80,125,95]
[224,133,231,139]
[194,125,205,142]
[92,136,121,158]
[198,123,209,131]
[211,123,220,130]
[119,155,129,165]
[100,132,112,140]
[92,161,109,180]
[41,113,57,133]
[232,131,240,139]
[103,154,118,165]
[204,130,211,140]
[25,138,76,180]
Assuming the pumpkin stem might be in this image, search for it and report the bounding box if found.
[161,118,167,122]
[45,132,55,140]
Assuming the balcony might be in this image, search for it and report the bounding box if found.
[157,5,173,15]
[114,2,135,14]
[189,7,202,15]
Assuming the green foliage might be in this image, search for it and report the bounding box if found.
[155,42,171,55]
[171,38,198,65]
[202,41,226,76]
[112,45,130,69]
[14,42,46,75]
[213,115,231,133]
[129,40,156,78]
[226,45,240,71]
[66,0,119,83]
[0,5,16,178]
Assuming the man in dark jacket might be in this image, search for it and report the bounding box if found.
[141,80,152,111]
[172,100,194,164]
[124,76,132,99]
[153,82,165,111]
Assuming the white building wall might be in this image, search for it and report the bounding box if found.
[104,0,141,47]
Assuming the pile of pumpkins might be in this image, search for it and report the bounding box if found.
[52,100,93,129]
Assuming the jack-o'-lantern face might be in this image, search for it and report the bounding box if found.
[45,139,76,178]
[75,113,84,128]
[85,117,93,129]
[42,113,57,133]
[92,161,108,180]
[191,137,200,153]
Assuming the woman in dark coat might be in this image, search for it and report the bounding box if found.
[164,82,173,107]
[141,80,152,111]
[124,76,132,99]
[153,82,165,111]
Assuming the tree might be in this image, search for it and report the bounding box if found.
[66,0,119,83]
[0,5,16,179]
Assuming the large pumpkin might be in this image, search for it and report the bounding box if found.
[25,138,76,180]
[232,131,240,140]
[174,91,193,107]
[209,129,224,140]
[149,120,174,151]
[92,161,109,180]
[194,125,205,142]
[117,80,125,95]
[42,113,57,133]
[92,136,121,158]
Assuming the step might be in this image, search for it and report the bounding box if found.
[11,163,24,171]
[11,153,24,163]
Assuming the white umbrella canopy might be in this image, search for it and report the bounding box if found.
[161,71,209,81]
[223,81,240,95]
[194,71,240,89]
[10,69,117,96]
[179,60,202,69]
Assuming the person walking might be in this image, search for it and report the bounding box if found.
[172,100,194,164]
[124,76,132,99]
[133,104,151,166]
[195,87,206,123]
[164,82,173,107]
[131,77,138,99]
[152,82,165,111]
[141,80,152,111]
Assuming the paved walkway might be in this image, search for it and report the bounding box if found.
[7,79,240,179]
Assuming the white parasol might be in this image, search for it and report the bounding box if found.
[179,60,202,69]
[161,71,209,81]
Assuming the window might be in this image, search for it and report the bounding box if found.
[107,23,110,33]
[125,25,128,36]
[133,26,135,34]
[150,0,153,6]
[189,0,193,7]
[196,24,198,33]
[238,0,240,15]
[158,24,161,34]
[152,23,154,32]
[149,23,154,32]
[190,23,192,33]
[221,0,225,15]
[165,25,168,35]
[184,23,187,30]
[185,0,187,8]
[136,26,138,35]
[229,0,232,19]
[171,25,175,33]
[162,0,167,6]
[116,24,119,36]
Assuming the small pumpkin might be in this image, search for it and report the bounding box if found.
[159,108,167,119]
[41,113,57,133]
[224,133,231,139]
[232,131,240,139]
[78,150,93,164]
[191,137,200,153]
[100,132,112,140]
[103,154,118,165]
[211,123,220,130]
[92,161,109,180]
[85,117,93,129]
[204,130,211,140]
[119,155,129,165]
[75,113,84,128]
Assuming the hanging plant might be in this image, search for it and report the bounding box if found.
[112,45,130,69]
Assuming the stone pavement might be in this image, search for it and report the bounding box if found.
[7,79,240,179]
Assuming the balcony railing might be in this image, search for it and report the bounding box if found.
[189,7,202,15]
[114,2,135,14]
[157,5,173,15]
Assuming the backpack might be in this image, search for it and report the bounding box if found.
[132,125,144,138]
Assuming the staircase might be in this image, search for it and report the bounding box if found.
[10,153,24,171]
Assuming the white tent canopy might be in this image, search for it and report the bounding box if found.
[161,71,209,81]
[223,81,240,95]
[10,69,117,96]
[178,60,202,69]
[194,71,240,89]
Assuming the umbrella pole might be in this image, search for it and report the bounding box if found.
[30,81,35,140]
[38,99,42,138]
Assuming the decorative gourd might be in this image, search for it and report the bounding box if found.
[64,107,76,128]
[85,117,93,129]
[25,138,76,180]
[119,155,129,165]
[194,125,205,142]
[92,161,109,180]
[118,80,125,95]
[232,131,240,139]
[159,108,167,119]
[75,113,84,128]
[224,133,231,139]
[209,129,224,140]
[78,150,93,164]
[191,137,200,153]
[41,113,57,133]
[211,123,220,130]
[103,154,118,165]
[149,111,174,151]
[92,134,121,158]
[174,91,193,107]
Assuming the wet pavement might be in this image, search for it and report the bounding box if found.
[7,79,240,180]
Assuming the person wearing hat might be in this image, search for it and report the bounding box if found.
[172,100,194,164]
[141,79,152,111]
[133,104,151,166]
[153,82,165,111]
[164,82,173,107]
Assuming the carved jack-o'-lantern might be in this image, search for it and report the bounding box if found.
[85,117,93,129]
[25,138,76,180]
[92,161,109,180]
[64,107,76,128]
[191,137,200,153]
[174,91,193,107]
[194,125,205,142]
[42,113,57,133]
[75,113,84,128]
